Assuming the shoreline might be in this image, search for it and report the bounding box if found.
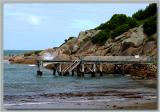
[4,97,157,110]
[3,57,157,80]
[3,56,158,110]
[4,87,157,110]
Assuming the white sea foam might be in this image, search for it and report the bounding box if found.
[42,52,58,60]
[64,99,112,103]
[28,65,36,67]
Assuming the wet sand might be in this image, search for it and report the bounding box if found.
[120,102,157,109]
[4,87,157,110]
[4,97,157,110]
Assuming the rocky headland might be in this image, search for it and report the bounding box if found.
[6,4,157,79]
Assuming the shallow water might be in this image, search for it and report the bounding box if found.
[3,62,157,109]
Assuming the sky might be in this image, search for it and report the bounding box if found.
[4,3,149,50]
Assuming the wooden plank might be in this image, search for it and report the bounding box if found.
[83,56,152,62]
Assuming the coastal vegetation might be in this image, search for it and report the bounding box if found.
[92,3,157,45]
[92,14,137,44]
[132,3,157,20]
[143,15,157,36]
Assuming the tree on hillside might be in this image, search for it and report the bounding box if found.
[143,15,157,36]
[132,3,157,20]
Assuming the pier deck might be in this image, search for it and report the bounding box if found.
[36,56,154,77]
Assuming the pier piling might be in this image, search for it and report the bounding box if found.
[37,60,43,76]
[72,71,74,76]
[58,64,62,76]
[37,70,42,76]
[81,64,84,77]
[53,68,56,75]
[99,64,103,76]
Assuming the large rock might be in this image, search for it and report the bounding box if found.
[71,44,79,53]
[9,56,37,64]
[122,26,145,47]
[78,29,100,41]
[10,56,25,63]
[59,29,100,56]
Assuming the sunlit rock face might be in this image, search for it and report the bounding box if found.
[122,25,145,47]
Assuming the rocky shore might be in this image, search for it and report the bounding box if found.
[5,26,157,79]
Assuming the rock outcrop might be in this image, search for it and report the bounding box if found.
[122,25,145,47]
[9,56,37,64]
[8,25,157,79]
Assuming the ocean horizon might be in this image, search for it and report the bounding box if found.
[4,50,37,56]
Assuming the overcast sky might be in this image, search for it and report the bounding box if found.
[4,3,149,50]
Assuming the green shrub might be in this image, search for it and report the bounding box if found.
[95,23,108,30]
[110,14,128,26]
[68,36,74,40]
[95,14,129,30]
[111,24,130,39]
[127,17,138,28]
[143,15,157,36]
[132,9,145,20]
[144,3,157,18]
[132,3,157,20]
[64,36,75,43]
[91,30,111,45]
[93,4,157,43]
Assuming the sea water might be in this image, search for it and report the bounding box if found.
[4,50,34,56]
[3,50,157,109]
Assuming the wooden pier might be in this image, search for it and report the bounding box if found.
[36,56,154,77]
